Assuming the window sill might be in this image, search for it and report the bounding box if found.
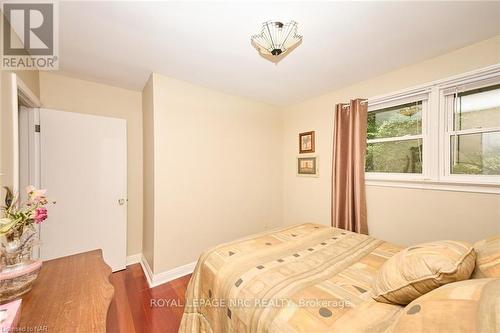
[365,178,500,194]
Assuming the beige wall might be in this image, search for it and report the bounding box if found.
[0,13,40,191]
[14,70,39,98]
[39,72,143,256]
[0,71,16,190]
[0,71,39,192]
[1,69,39,190]
[145,73,283,273]
[0,14,40,99]
[283,35,500,246]
[142,75,155,270]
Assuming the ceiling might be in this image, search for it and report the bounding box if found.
[57,1,500,106]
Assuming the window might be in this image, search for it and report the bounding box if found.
[366,102,423,174]
[444,82,500,179]
[365,65,500,192]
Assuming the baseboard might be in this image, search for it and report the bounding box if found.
[126,253,142,265]
[140,254,155,287]
[151,261,196,288]
[139,254,196,288]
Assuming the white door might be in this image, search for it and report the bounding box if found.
[38,109,127,271]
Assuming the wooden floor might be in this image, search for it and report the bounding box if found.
[107,263,191,333]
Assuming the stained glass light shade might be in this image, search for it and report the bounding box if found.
[251,21,302,63]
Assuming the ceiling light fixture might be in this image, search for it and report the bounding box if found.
[251,21,302,63]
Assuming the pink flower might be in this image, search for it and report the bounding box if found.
[32,207,48,224]
[26,185,48,205]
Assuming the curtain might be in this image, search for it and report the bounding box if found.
[331,99,368,234]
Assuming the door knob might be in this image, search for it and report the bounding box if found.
[118,199,125,205]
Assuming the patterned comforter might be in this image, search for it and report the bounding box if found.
[179,224,403,332]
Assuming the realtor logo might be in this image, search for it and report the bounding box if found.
[2,1,59,69]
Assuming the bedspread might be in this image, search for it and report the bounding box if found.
[179,224,403,333]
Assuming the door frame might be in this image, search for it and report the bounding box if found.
[19,107,41,192]
[16,75,42,258]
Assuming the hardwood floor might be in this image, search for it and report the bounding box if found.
[107,263,191,333]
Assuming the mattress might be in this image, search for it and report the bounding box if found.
[179,223,404,332]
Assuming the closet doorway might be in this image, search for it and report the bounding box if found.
[19,107,127,271]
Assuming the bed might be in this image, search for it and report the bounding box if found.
[179,223,406,332]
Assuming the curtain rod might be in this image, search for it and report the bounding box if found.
[341,99,368,108]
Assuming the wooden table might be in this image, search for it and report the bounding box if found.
[18,250,114,332]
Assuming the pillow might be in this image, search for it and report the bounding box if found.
[472,235,500,278]
[372,240,476,305]
[386,278,500,333]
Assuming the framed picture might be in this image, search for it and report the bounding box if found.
[297,156,318,176]
[299,131,315,153]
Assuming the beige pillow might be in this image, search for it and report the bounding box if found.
[372,240,476,305]
[386,278,500,333]
[472,235,500,278]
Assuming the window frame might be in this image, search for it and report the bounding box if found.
[440,76,500,185]
[365,64,500,194]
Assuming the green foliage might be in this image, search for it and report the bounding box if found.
[366,104,422,173]
[366,140,422,173]
[1,186,49,237]
[367,104,421,140]
[452,150,500,175]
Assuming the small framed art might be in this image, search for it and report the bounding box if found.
[297,156,318,176]
[299,131,315,154]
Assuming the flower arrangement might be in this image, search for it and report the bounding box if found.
[0,186,49,303]
[0,186,49,238]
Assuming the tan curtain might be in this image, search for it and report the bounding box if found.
[331,99,368,234]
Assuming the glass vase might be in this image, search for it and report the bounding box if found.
[0,228,42,304]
